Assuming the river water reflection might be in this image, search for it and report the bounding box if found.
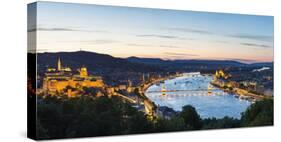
[145,73,252,119]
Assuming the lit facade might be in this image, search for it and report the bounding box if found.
[43,58,104,96]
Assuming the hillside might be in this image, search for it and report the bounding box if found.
[36,51,163,75]
[126,56,248,72]
[36,51,272,75]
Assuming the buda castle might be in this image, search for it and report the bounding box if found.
[43,58,104,97]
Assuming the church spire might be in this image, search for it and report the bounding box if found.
[58,58,61,71]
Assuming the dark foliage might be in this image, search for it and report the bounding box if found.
[202,117,241,129]
[179,105,202,130]
[36,96,273,139]
[241,99,273,126]
[36,96,153,139]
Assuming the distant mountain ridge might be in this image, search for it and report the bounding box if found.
[126,56,273,72]
[36,51,273,74]
[127,56,247,66]
[36,51,163,74]
[127,56,273,66]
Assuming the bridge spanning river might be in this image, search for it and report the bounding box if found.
[146,89,220,93]
[145,72,252,119]
[146,91,227,98]
[146,88,229,97]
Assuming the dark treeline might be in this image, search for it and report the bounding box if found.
[36,96,273,140]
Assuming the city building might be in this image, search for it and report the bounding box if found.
[214,69,231,80]
[42,58,104,97]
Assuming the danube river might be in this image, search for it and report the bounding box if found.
[145,73,252,119]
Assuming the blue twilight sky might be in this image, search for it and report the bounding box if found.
[28,1,274,63]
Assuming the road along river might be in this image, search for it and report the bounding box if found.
[145,72,252,119]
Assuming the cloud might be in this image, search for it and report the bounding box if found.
[28,27,77,32]
[28,27,108,33]
[215,40,229,44]
[38,27,77,31]
[228,34,273,42]
[165,27,214,35]
[164,52,198,57]
[126,43,152,47]
[159,45,182,48]
[164,27,273,43]
[240,42,272,48]
[222,58,258,63]
[165,27,273,42]
[136,34,185,40]
[80,39,119,44]
[125,44,185,49]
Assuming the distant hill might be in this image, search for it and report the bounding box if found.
[249,62,273,67]
[36,51,163,75]
[36,51,273,75]
[126,56,250,71]
[127,56,247,66]
[126,57,170,65]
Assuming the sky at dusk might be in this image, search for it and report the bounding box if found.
[28,2,274,63]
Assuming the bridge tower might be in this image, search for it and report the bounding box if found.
[57,58,62,71]
[142,73,145,83]
[208,84,213,94]
[161,84,166,96]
